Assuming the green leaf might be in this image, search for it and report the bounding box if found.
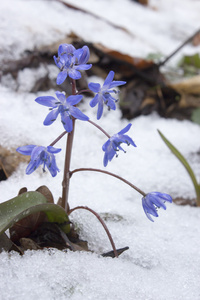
[158,130,200,206]
[0,191,70,235]
[178,53,200,76]
[191,108,200,125]
[180,53,200,69]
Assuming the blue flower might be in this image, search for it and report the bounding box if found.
[35,91,89,132]
[89,71,126,120]
[16,145,61,177]
[142,192,173,222]
[102,123,136,167]
[54,44,92,84]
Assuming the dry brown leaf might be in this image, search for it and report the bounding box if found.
[9,186,54,243]
[0,146,29,178]
[192,32,200,46]
[19,238,41,251]
[94,43,153,69]
[36,185,54,204]
[169,75,200,94]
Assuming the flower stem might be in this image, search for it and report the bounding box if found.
[68,205,118,258]
[49,131,67,147]
[70,167,146,197]
[88,120,110,138]
[76,89,91,95]
[61,79,77,212]
[61,120,75,212]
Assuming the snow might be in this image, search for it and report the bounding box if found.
[0,0,200,299]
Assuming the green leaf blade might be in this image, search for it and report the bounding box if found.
[158,129,200,205]
[0,191,70,235]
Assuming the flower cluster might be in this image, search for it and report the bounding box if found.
[16,145,61,177]
[102,124,136,167]
[54,44,92,84]
[142,192,172,222]
[89,71,126,120]
[16,43,172,222]
[35,91,89,132]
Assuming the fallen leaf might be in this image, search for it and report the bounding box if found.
[10,186,54,243]
[0,146,29,179]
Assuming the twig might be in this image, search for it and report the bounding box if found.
[159,28,200,66]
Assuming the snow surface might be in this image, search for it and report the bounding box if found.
[0,0,200,299]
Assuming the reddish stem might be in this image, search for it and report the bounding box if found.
[61,79,77,212]
[87,120,110,138]
[76,89,91,95]
[68,205,118,258]
[49,131,67,147]
[70,167,146,196]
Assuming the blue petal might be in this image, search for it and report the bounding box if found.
[67,95,83,106]
[103,71,114,88]
[104,96,116,110]
[53,55,62,69]
[103,153,109,167]
[107,148,116,162]
[102,139,117,166]
[58,44,65,57]
[57,71,68,85]
[118,123,132,135]
[109,80,126,88]
[76,64,92,70]
[55,91,66,104]
[97,101,104,120]
[60,112,73,132]
[30,146,45,161]
[102,140,116,160]
[88,82,101,93]
[35,96,58,108]
[118,134,136,147]
[47,154,59,177]
[43,109,59,125]
[74,48,83,61]
[112,139,125,152]
[16,145,36,155]
[142,198,159,218]
[68,69,81,80]
[47,146,62,154]
[78,46,90,64]
[58,44,75,57]
[26,160,40,175]
[102,139,111,151]
[142,202,156,222]
[149,194,167,210]
[69,106,89,121]
[89,94,99,107]
[153,192,173,203]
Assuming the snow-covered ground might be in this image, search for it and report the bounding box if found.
[0,1,200,299]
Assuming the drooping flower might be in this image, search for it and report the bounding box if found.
[89,71,126,120]
[16,145,61,177]
[35,91,89,132]
[142,192,173,222]
[102,123,136,167]
[53,44,92,84]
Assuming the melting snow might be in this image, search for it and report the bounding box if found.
[0,0,200,299]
